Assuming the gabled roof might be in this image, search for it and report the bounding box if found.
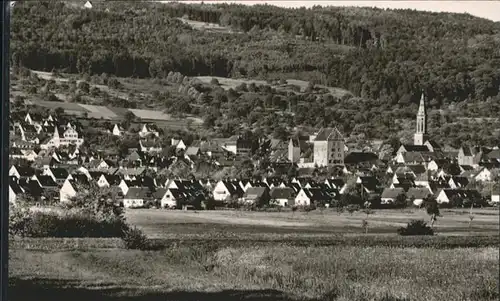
[103,174,122,186]
[344,152,378,164]
[314,127,343,141]
[124,187,151,199]
[401,145,430,152]
[13,166,36,177]
[326,178,345,189]
[36,175,58,187]
[450,176,469,187]
[244,187,269,199]
[270,187,296,199]
[441,189,482,200]
[50,168,70,180]
[301,188,331,201]
[381,188,405,199]
[9,177,24,195]
[221,180,245,196]
[153,188,168,200]
[407,187,431,199]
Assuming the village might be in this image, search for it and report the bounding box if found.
[8,91,500,211]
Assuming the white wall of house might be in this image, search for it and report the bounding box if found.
[160,190,177,208]
[427,161,439,171]
[97,175,110,188]
[119,180,129,195]
[436,190,450,204]
[9,166,20,179]
[123,198,144,208]
[9,186,17,204]
[294,189,311,206]
[491,194,499,204]
[213,181,230,201]
[475,169,492,182]
[60,179,77,203]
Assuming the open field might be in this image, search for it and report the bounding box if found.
[125,208,500,238]
[10,244,499,301]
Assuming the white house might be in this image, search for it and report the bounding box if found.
[491,189,499,205]
[171,138,186,150]
[212,180,243,201]
[112,124,123,136]
[139,124,159,138]
[294,188,330,207]
[269,187,295,207]
[159,188,186,208]
[436,189,482,205]
[474,167,498,182]
[40,125,84,149]
[122,187,150,208]
[59,178,77,203]
[84,1,93,9]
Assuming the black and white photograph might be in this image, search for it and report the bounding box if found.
[3,1,500,300]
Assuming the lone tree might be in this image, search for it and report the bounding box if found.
[423,195,440,228]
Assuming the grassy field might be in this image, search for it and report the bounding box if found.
[124,208,500,238]
[9,244,499,301]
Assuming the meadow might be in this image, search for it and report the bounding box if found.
[124,208,500,238]
[9,208,500,301]
[9,244,499,301]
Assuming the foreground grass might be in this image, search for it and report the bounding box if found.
[10,245,499,301]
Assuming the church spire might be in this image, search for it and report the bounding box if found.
[417,91,426,116]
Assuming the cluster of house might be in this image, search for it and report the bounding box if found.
[8,94,500,209]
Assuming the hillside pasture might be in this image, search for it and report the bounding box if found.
[125,208,500,238]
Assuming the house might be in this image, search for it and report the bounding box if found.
[158,188,182,208]
[436,189,482,206]
[491,188,499,205]
[295,188,331,207]
[448,176,469,189]
[123,187,151,208]
[379,188,403,204]
[43,167,70,185]
[356,176,380,194]
[97,174,122,188]
[395,152,427,165]
[171,138,187,150]
[212,180,245,201]
[458,146,483,167]
[313,127,344,167]
[59,175,89,203]
[288,137,309,163]
[139,139,162,153]
[9,177,24,204]
[269,187,296,207]
[406,187,432,206]
[84,1,93,9]
[111,124,123,136]
[427,159,449,172]
[9,165,36,180]
[396,144,429,155]
[139,124,159,138]
[474,167,499,182]
[324,178,346,194]
[243,187,270,205]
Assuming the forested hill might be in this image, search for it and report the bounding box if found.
[10,1,500,112]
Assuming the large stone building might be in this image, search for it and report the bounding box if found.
[313,127,344,167]
[414,92,429,146]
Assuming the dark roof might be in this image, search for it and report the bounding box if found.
[441,189,482,200]
[222,181,245,197]
[124,187,152,199]
[344,152,378,164]
[401,145,430,152]
[153,188,168,200]
[314,127,343,141]
[9,177,24,195]
[301,188,331,201]
[297,168,315,177]
[326,178,345,189]
[407,187,431,199]
[425,140,441,149]
[381,188,405,199]
[36,175,58,187]
[13,166,36,178]
[270,187,296,199]
[450,176,469,188]
[244,187,269,199]
[103,174,122,186]
[50,168,69,179]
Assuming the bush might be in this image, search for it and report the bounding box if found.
[121,226,149,250]
[9,205,127,238]
[397,220,435,236]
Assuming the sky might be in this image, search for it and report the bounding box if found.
[161,1,500,22]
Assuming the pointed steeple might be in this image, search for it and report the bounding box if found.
[417,91,426,116]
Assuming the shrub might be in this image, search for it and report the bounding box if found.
[397,220,435,236]
[121,226,149,250]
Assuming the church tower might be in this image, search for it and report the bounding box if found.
[413,92,428,145]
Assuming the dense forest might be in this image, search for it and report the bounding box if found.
[9,1,500,146]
